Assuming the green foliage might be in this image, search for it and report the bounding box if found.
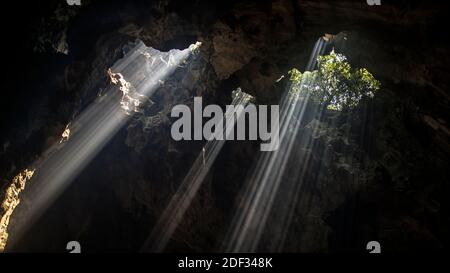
[288,68,302,83]
[288,51,380,111]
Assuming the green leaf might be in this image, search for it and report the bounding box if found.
[288,51,380,111]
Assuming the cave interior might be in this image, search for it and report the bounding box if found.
[0,0,449,253]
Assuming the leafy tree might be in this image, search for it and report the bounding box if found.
[288,51,380,111]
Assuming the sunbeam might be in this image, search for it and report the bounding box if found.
[223,37,330,252]
[141,89,253,252]
[2,40,201,251]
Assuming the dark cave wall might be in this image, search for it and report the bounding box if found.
[1,0,449,252]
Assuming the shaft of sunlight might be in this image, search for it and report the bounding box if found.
[223,37,329,252]
[4,41,199,251]
[141,89,253,252]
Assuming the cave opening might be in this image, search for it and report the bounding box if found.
[1,40,202,252]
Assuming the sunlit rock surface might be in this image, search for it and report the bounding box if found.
[0,169,35,251]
